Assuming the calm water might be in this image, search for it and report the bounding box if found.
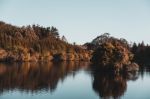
[0,62,150,99]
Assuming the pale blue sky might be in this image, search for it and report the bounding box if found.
[0,0,150,44]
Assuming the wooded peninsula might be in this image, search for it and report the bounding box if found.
[0,21,149,70]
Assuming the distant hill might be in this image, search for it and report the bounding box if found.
[0,21,91,62]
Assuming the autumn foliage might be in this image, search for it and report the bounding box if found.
[91,33,138,72]
[0,21,91,62]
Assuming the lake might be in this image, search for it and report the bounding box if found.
[0,62,150,99]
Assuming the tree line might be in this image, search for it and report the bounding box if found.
[0,21,87,54]
[131,41,150,65]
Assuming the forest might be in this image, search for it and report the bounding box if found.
[0,21,149,68]
[85,33,150,68]
[0,21,91,62]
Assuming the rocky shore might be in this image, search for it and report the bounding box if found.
[0,49,91,62]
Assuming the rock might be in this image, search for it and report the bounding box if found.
[74,53,80,61]
[66,53,75,61]
[0,49,7,61]
[30,55,38,62]
[124,63,139,72]
[126,71,139,81]
[0,48,91,62]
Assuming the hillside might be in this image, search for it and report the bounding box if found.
[0,21,91,62]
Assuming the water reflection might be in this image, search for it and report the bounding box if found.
[0,62,89,94]
[0,62,143,99]
[91,70,139,99]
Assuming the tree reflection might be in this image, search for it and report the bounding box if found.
[0,62,89,94]
[91,70,139,99]
[0,62,140,98]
